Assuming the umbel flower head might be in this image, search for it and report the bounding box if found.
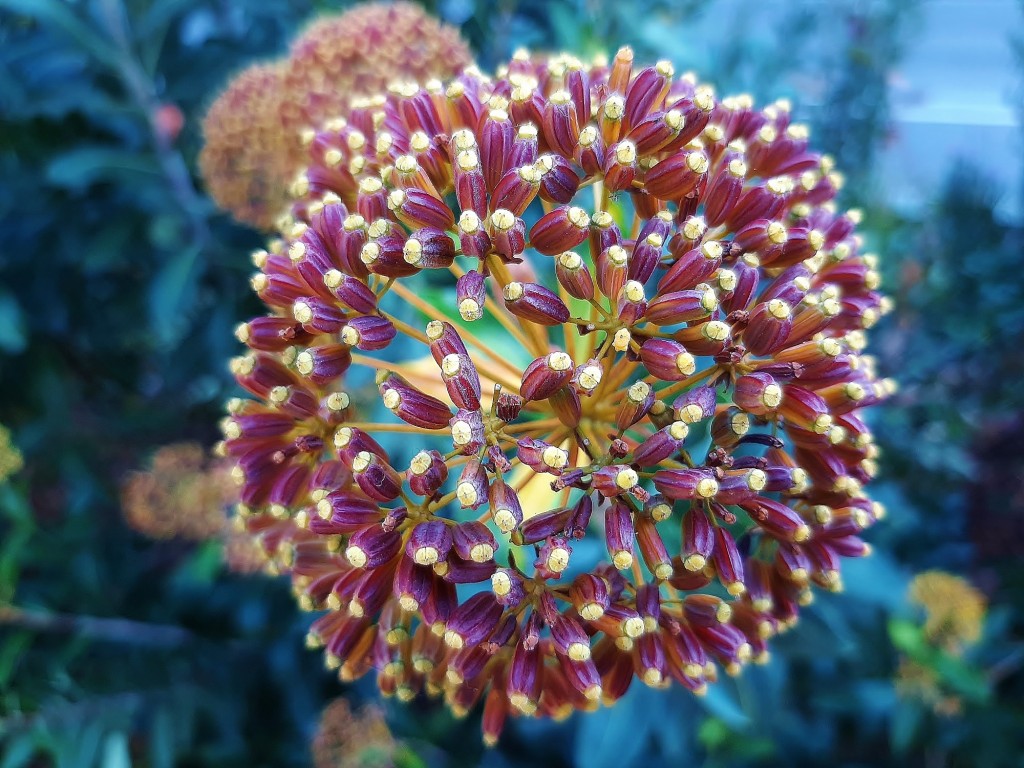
[909,570,986,651]
[222,46,893,742]
[200,3,472,229]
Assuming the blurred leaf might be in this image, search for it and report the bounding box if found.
[0,291,26,353]
[45,148,160,190]
[697,682,750,731]
[100,731,131,768]
[890,701,923,755]
[574,686,654,768]
[0,0,120,69]
[148,244,201,346]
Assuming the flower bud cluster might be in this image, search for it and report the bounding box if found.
[200,3,472,228]
[221,46,893,742]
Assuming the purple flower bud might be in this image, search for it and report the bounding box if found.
[570,572,610,620]
[549,386,583,429]
[502,281,570,325]
[235,316,311,352]
[555,251,595,300]
[292,296,346,334]
[520,351,574,402]
[394,553,433,612]
[295,344,352,384]
[456,209,492,260]
[380,506,408,532]
[517,437,570,476]
[704,152,747,226]
[654,468,719,501]
[739,497,811,542]
[425,319,469,364]
[509,122,539,168]
[340,314,396,350]
[378,371,452,429]
[407,450,449,497]
[439,554,497,584]
[488,208,527,260]
[633,421,689,466]
[660,240,724,293]
[489,480,524,534]
[644,149,708,200]
[541,91,581,158]
[453,147,487,217]
[360,232,419,279]
[345,524,401,569]
[734,372,783,415]
[535,535,573,578]
[636,515,673,581]
[595,244,628,300]
[386,186,455,231]
[453,520,498,562]
[450,408,486,454]
[334,426,389,466]
[565,494,594,539]
[402,228,456,269]
[610,381,652,432]
[575,124,606,176]
[480,110,515,191]
[508,636,542,714]
[491,164,541,216]
[683,593,731,627]
[491,567,527,607]
[628,216,670,284]
[643,285,718,325]
[351,450,403,502]
[605,501,636,570]
[639,338,697,381]
[444,592,504,650]
[672,384,718,424]
[743,298,794,356]
[537,153,581,204]
[494,391,523,422]
[529,206,590,256]
[518,507,573,544]
[616,280,648,325]
[438,352,482,410]
[712,526,746,596]
[322,271,377,314]
[421,577,456,631]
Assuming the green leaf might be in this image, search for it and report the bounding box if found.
[45,148,159,191]
[148,245,201,346]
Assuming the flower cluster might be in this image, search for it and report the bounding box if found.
[200,62,292,228]
[908,570,986,651]
[897,571,987,717]
[200,3,472,229]
[120,442,239,540]
[312,698,396,768]
[222,46,892,742]
[0,424,23,483]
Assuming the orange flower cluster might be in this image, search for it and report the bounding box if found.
[200,3,473,229]
[311,698,396,768]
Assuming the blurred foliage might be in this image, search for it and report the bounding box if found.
[1,0,1022,766]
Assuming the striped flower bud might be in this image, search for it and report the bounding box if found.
[605,502,636,570]
[387,186,455,231]
[340,315,397,350]
[529,205,591,255]
[673,384,717,424]
[489,480,524,534]
[536,153,581,203]
[345,524,402,569]
[350,450,402,502]
[733,372,783,416]
[633,421,689,466]
[643,285,718,325]
[615,381,655,431]
[377,371,452,429]
[520,351,574,401]
[502,281,570,325]
[455,458,488,509]
[555,251,595,300]
[402,228,456,269]
[453,521,497,563]
[488,208,527,259]
[654,468,719,501]
[449,408,485,454]
[456,270,487,322]
[438,352,482,410]
[660,240,724,293]
[681,507,715,572]
[639,338,697,381]
[407,450,448,497]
